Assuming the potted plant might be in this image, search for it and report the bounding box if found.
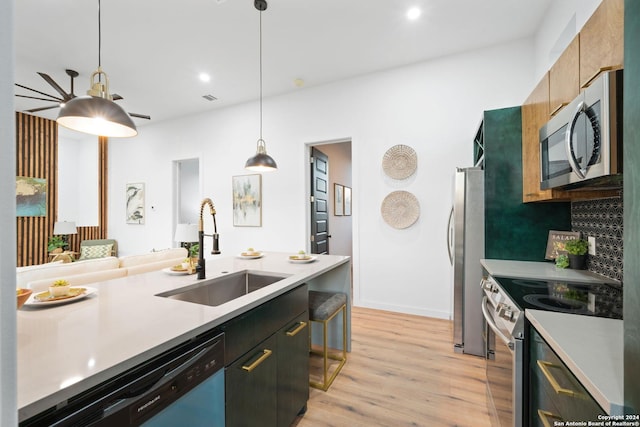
[564,238,589,269]
[47,235,67,254]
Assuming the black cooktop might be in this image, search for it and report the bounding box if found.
[493,276,623,319]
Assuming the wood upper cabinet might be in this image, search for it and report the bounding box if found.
[579,0,624,89]
[549,35,580,117]
[522,74,552,202]
[521,0,624,203]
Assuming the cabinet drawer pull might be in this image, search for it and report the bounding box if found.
[581,66,614,89]
[286,321,308,337]
[550,102,568,117]
[538,409,563,427]
[242,349,273,372]
[537,360,580,397]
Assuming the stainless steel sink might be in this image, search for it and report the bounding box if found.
[157,270,289,307]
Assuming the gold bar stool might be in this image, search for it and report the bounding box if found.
[308,290,347,391]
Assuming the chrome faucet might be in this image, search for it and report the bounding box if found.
[197,198,220,279]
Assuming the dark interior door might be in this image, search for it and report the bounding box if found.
[311,147,329,254]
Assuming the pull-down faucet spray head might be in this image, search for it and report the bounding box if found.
[197,197,220,280]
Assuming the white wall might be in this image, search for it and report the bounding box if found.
[108,37,534,318]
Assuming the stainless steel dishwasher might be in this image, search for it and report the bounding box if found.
[20,330,225,427]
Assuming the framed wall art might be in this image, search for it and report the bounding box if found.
[233,174,262,227]
[16,176,47,217]
[344,186,352,216]
[126,183,145,224]
[334,183,344,216]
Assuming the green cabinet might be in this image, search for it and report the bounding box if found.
[221,285,309,427]
[529,326,605,425]
[624,0,640,414]
[482,106,571,261]
[276,312,310,427]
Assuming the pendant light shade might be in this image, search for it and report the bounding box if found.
[58,95,137,137]
[56,0,137,138]
[245,0,277,172]
[245,138,278,171]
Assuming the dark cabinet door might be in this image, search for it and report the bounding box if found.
[226,335,278,427]
[276,311,309,427]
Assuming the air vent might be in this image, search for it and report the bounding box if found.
[202,94,217,101]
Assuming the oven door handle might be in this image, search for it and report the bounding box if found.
[481,296,514,350]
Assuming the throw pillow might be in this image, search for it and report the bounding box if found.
[79,243,114,260]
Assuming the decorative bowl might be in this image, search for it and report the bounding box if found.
[17,288,33,309]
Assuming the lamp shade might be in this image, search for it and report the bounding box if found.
[245,139,277,171]
[53,221,77,235]
[174,223,199,243]
[57,96,138,138]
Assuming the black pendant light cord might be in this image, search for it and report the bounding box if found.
[259,9,263,141]
[97,0,103,83]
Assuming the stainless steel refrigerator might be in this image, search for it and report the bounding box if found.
[447,167,484,356]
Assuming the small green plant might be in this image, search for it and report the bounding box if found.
[555,254,569,268]
[565,239,588,256]
[47,235,67,252]
[188,243,200,258]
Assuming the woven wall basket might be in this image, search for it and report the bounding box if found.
[382,144,417,180]
[381,191,420,229]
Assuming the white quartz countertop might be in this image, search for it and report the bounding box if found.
[525,309,624,415]
[17,252,350,421]
[481,259,619,284]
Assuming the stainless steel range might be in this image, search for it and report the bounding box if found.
[481,274,623,427]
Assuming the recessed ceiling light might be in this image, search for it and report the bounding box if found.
[199,73,211,83]
[407,7,421,21]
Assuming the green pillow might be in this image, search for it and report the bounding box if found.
[79,243,114,260]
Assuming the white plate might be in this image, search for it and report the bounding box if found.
[162,267,192,276]
[26,287,97,307]
[288,255,317,264]
[237,252,264,259]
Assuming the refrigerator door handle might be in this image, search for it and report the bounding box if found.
[446,206,454,265]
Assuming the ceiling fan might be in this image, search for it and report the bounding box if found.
[15,69,150,120]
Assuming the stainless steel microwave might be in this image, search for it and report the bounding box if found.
[539,69,623,190]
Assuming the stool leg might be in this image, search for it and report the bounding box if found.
[323,318,329,389]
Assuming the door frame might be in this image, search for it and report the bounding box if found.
[304,138,358,303]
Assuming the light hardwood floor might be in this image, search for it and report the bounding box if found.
[294,307,492,427]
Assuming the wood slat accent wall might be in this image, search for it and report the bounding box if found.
[15,113,108,267]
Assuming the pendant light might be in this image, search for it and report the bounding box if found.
[57,0,137,138]
[245,0,278,172]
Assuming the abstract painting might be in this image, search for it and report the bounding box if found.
[126,183,145,224]
[16,176,47,217]
[233,174,262,227]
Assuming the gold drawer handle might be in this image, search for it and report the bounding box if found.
[537,360,579,397]
[550,102,568,116]
[538,409,563,427]
[581,66,614,89]
[286,321,308,337]
[242,349,273,372]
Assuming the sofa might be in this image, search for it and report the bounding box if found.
[18,248,188,293]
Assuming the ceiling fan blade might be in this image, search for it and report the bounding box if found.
[112,94,123,101]
[15,83,63,102]
[38,72,72,101]
[128,112,151,120]
[15,94,62,103]
[26,105,60,113]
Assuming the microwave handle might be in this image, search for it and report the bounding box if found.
[564,101,587,179]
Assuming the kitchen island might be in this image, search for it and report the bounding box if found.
[17,252,351,422]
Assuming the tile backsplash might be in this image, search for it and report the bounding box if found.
[571,197,623,282]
